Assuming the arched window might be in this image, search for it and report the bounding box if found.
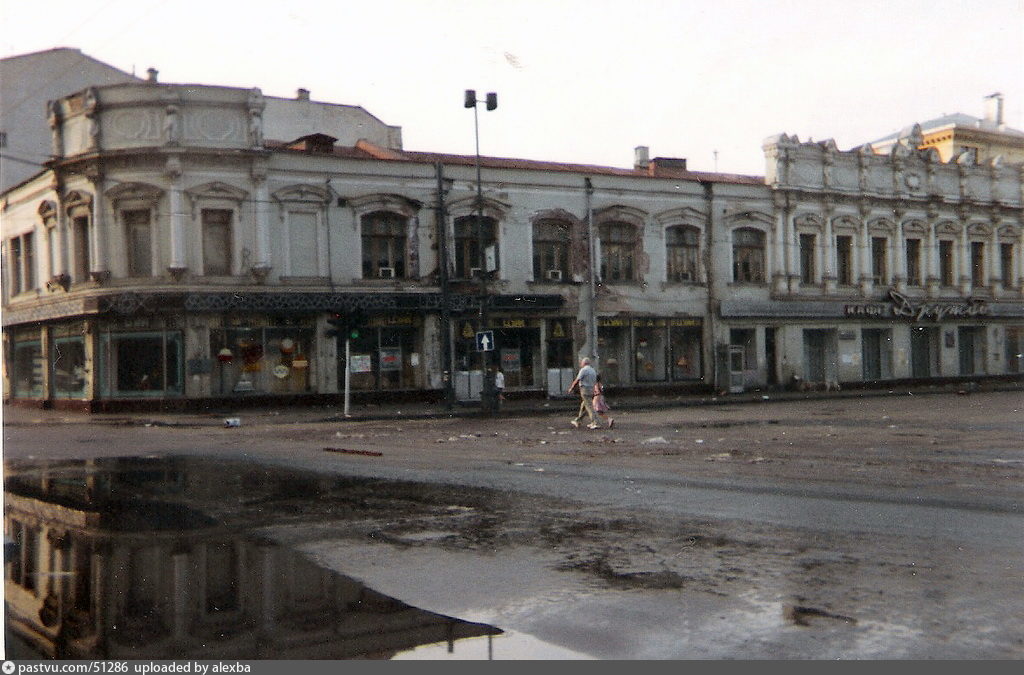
[533,219,570,282]
[732,228,765,283]
[361,211,407,278]
[599,221,636,282]
[454,215,497,279]
[666,225,699,282]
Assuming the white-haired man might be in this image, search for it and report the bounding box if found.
[567,357,601,429]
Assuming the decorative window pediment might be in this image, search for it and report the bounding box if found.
[997,224,1020,240]
[935,220,962,236]
[37,200,58,221]
[186,181,248,204]
[903,219,928,236]
[831,215,860,232]
[794,213,823,232]
[64,190,93,215]
[272,184,331,205]
[653,206,705,229]
[348,193,422,217]
[725,208,772,228]
[594,204,647,229]
[967,222,992,237]
[106,182,163,206]
[867,217,895,235]
[447,195,509,221]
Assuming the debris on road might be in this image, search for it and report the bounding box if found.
[323,447,383,457]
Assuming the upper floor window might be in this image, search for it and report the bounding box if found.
[732,228,765,283]
[1001,243,1015,289]
[666,225,699,283]
[599,222,637,282]
[7,232,36,295]
[939,240,956,287]
[286,211,320,277]
[533,219,570,282]
[971,241,986,287]
[123,209,152,277]
[871,236,888,285]
[202,209,233,276]
[71,215,91,283]
[454,215,497,279]
[905,239,922,286]
[836,235,854,286]
[361,211,407,279]
[799,233,816,284]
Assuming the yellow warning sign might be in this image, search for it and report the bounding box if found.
[462,321,475,339]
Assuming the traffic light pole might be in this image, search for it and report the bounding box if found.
[344,336,351,417]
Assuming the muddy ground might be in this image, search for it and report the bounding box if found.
[4,391,1024,658]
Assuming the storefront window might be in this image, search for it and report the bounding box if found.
[670,325,702,380]
[211,326,314,395]
[52,336,87,398]
[493,323,540,388]
[12,339,44,397]
[345,319,418,391]
[100,331,182,397]
[597,320,630,385]
[1006,327,1023,373]
[634,320,668,382]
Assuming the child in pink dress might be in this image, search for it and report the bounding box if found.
[592,375,613,429]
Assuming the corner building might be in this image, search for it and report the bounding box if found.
[2,79,1022,410]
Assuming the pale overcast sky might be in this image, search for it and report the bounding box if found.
[2,0,1022,176]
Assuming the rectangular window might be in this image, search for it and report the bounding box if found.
[9,237,23,294]
[12,339,44,397]
[732,229,765,283]
[123,209,152,277]
[939,240,956,287]
[361,211,407,279]
[1000,243,1014,289]
[599,222,637,282]
[905,239,921,286]
[100,331,183,397]
[532,220,570,282]
[288,211,319,276]
[202,209,233,276]
[836,235,853,286]
[53,336,87,398]
[799,233,816,284]
[1006,327,1023,374]
[971,241,985,287]
[666,226,699,283]
[72,216,91,282]
[871,236,887,285]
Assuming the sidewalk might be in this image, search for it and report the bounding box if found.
[4,379,1021,428]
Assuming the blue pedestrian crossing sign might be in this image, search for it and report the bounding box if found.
[475,330,494,352]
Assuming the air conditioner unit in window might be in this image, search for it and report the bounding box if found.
[677,271,693,282]
[545,269,563,282]
[378,266,395,279]
[469,267,482,278]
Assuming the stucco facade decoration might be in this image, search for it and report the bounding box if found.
[2,76,1022,410]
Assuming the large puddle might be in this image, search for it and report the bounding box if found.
[4,456,591,660]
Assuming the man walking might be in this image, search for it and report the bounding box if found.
[568,357,601,429]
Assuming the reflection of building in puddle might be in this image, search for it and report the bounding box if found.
[4,458,501,659]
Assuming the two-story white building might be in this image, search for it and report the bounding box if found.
[2,78,1022,410]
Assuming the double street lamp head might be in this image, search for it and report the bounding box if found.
[464,89,498,111]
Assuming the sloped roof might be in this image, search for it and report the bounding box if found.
[873,112,1024,145]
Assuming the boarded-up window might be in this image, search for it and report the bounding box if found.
[288,211,318,276]
[202,209,232,276]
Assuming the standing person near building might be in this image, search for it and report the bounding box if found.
[592,374,613,429]
[494,367,505,409]
[568,357,601,429]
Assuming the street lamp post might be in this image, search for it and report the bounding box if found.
[464,89,498,413]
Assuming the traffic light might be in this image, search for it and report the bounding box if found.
[325,310,367,340]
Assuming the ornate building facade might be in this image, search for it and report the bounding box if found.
[2,78,1022,409]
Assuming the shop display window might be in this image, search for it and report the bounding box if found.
[52,336,87,398]
[211,326,313,395]
[12,339,44,398]
[100,331,182,397]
